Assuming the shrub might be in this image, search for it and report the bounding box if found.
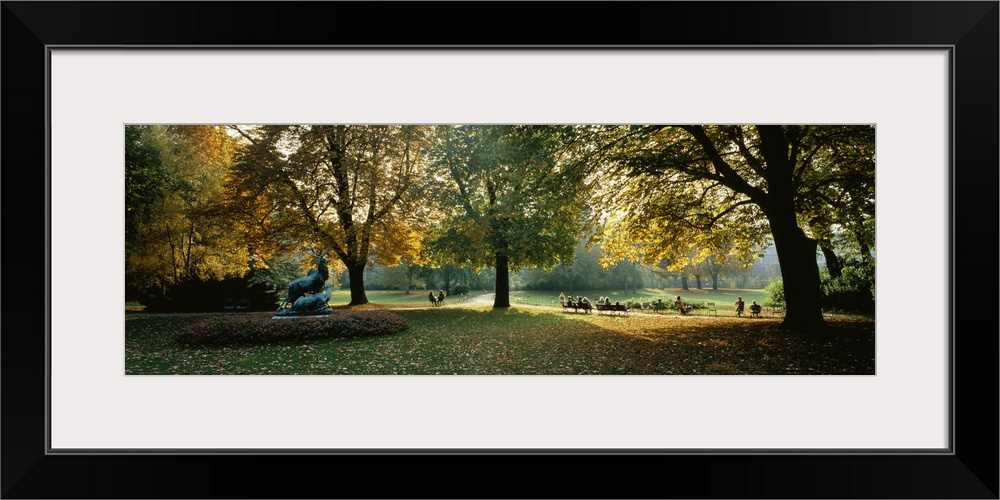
[763,278,786,308]
[761,260,875,315]
[141,275,280,313]
[176,310,409,346]
[452,284,470,295]
[821,260,875,314]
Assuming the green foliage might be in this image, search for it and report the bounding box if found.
[521,240,610,291]
[175,310,409,346]
[371,264,411,291]
[820,260,875,314]
[452,284,471,295]
[125,125,251,296]
[139,275,279,313]
[595,125,875,328]
[424,125,594,273]
[125,125,169,252]
[764,260,874,314]
[763,278,786,308]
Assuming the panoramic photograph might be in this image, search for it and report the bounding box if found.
[125,124,876,375]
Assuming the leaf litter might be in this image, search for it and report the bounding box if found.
[125,308,875,375]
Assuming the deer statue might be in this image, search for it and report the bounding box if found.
[277,247,330,312]
[291,285,334,314]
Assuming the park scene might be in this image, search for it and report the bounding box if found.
[125,125,876,375]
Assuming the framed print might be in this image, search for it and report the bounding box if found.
[4,2,997,498]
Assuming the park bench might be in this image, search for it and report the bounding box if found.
[236,298,250,311]
[768,305,785,317]
[595,302,629,316]
[562,301,593,313]
[223,298,236,311]
[650,301,668,314]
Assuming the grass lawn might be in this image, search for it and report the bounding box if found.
[126,304,875,375]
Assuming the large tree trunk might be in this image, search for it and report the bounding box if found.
[710,270,719,290]
[695,274,702,290]
[769,220,826,331]
[681,276,689,290]
[347,264,369,306]
[755,125,826,331]
[493,253,511,308]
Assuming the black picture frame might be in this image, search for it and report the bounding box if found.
[3,2,997,498]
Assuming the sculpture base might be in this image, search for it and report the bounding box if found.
[273,306,333,319]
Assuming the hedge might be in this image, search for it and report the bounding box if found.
[140,275,279,313]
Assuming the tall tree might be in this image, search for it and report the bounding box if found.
[125,125,168,253]
[597,125,874,330]
[424,125,596,308]
[125,125,248,294]
[231,125,432,305]
[125,125,169,297]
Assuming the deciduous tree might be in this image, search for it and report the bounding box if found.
[424,125,596,308]
[125,125,248,295]
[231,125,432,305]
[596,125,875,330]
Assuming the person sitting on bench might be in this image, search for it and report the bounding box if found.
[749,301,762,318]
[674,296,692,315]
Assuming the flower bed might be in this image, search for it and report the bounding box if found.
[176,310,409,346]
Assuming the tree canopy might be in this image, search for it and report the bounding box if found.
[230,125,433,305]
[125,123,875,326]
[125,125,249,295]
[423,125,599,307]
[594,125,876,329]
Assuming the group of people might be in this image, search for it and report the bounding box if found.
[424,289,765,317]
[734,296,762,318]
[558,293,594,311]
[596,296,624,306]
[557,292,762,318]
